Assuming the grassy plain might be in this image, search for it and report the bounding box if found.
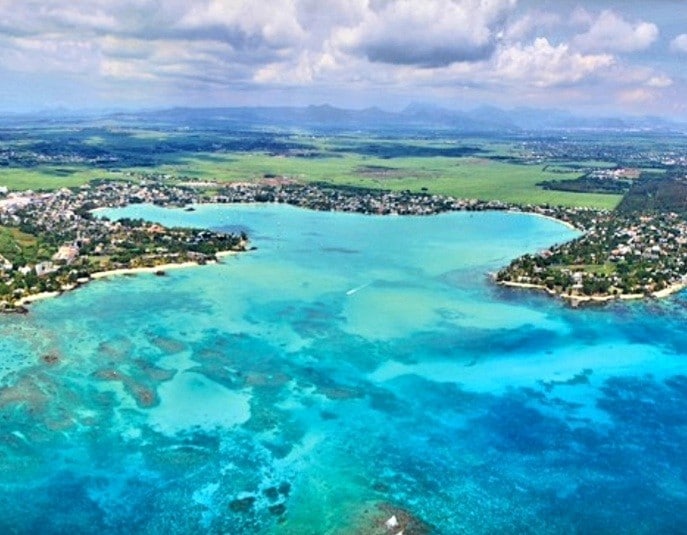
[0,128,628,209]
[133,152,622,209]
[0,166,121,190]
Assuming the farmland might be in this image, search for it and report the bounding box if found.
[134,151,618,209]
[1,118,685,211]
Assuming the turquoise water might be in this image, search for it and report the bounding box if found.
[2,203,687,533]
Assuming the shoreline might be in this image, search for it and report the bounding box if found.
[5,193,683,312]
[650,281,687,299]
[214,250,240,259]
[90,261,200,279]
[509,210,580,232]
[88,249,240,280]
[16,291,61,306]
[497,279,687,306]
[11,250,241,310]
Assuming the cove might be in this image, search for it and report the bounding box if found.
[0,203,686,534]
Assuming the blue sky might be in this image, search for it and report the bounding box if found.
[0,0,686,117]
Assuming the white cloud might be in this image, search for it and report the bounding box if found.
[505,11,561,42]
[570,7,594,28]
[175,0,305,50]
[0,0,309,87]
[670,34,687,54]
[253,50,339,85]
[573,10,658,53]
[100,58,156,81]
[99,36,155,61]
[494,38,614,87]
[334,0,517,67]
[0,0,682,117]
[646,75,673,88]
[618,88,656,105]
[296,0,367,33]
[0,35,100,74]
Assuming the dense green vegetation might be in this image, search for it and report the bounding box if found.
[538,176,632,195]
[617,173,687,214]
[0,226,52,265]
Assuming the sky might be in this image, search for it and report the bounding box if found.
[0,0,686,117]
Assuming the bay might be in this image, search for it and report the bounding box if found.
[1,203,686,533]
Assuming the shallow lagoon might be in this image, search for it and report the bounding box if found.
[1,203,687,533]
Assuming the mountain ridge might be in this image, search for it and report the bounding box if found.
[0,103,683,133]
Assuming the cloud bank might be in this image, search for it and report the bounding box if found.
[0,0,681,116]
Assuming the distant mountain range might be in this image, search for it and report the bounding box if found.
[1,103,684,133]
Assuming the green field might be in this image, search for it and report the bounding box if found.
[0,166,122,190]
[128,152,622,209]
[0,131,626,210]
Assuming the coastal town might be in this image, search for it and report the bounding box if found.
[211,179,600,228]
[0,180,248,311]
[1,177,687,309]
[496,210,687,305]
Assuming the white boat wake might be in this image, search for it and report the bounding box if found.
[346,282,372,296]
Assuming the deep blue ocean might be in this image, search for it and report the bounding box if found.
[1,203,687,534]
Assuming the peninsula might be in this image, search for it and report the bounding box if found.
[496,209,687,305]
[0,180,248,311]
[497,173,687,305]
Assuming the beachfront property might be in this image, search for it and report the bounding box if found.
[52,244,80,264]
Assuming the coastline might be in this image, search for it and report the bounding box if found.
[90,261,200,279]
[5,185,683,312]
[510,210,580,232]
[16,291,61,306]
[497,279,687,306]
[214,250,240,259]
[90,249,241,280]
[11,250,241,310]
[650,281,687,299]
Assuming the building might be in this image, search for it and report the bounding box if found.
[52,244,80,264]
